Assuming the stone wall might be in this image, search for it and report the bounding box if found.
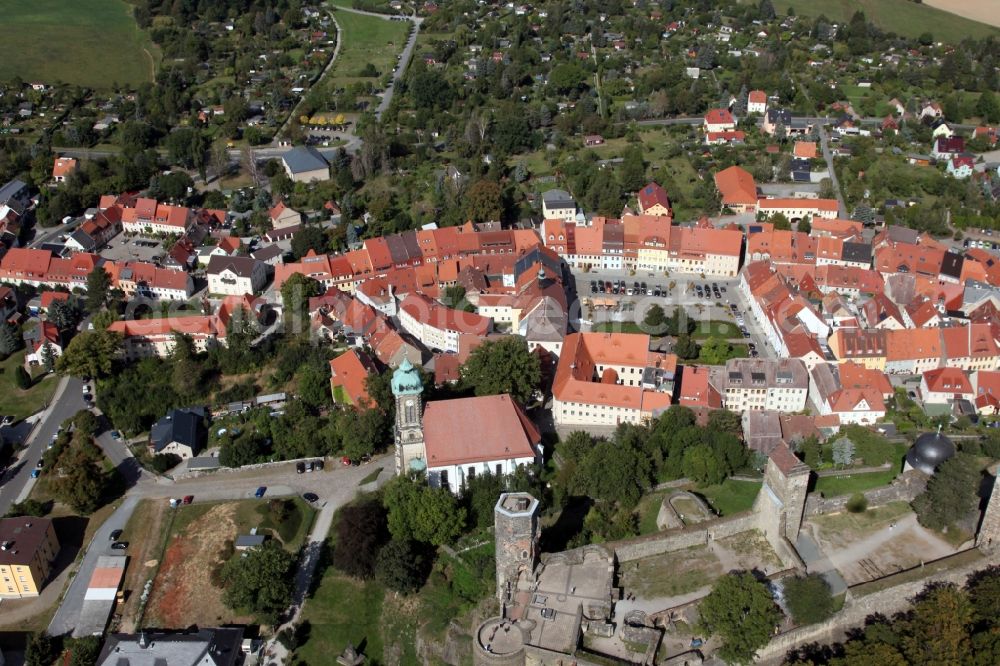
[613,513,758,562]
[804,470,926,517]
[756,550,999,665]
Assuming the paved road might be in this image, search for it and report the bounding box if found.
[46,451,392,640]
[817,125,847,218]
[0,376,86,516]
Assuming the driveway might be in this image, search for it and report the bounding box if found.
[817,125,847,218]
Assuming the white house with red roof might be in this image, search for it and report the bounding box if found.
[947,155,975,179]
[397,293,492,353]
[24,321,62,368]
[808,362,887,425]
[747,90,768,114]
[972,370,1000,415]
[919,367,974,405]
[703,108,736,133]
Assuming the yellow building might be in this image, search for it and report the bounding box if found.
[0,518,60,598]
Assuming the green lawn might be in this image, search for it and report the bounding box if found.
[636,491,667,535]
[697,480,762,516]
[0,352,59,422]
[766,0,999,42]
[813,469,897,498]
[691,320,741,340]
[298,571,385,663]
[592,321,646,334]
[696,342,748,364]
[0,0,157,87]
[326,7,409,92]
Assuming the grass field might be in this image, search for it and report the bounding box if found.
[813,469,897,498]
[697,479,762,516]
[766,0,999,42]
[298,572,385,663]
[0,352,58,422]
[0,0,157,88]
[326,7,409,91]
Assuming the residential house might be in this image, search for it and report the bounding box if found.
[636,182,671,217]
[541,189,578,221]
[947,155,975,179]
[329,349,376,407]
[398,293,492,353]
[756,198,839,221]
[747,90,768,114]
[149,407,207,459]
[809,362,887,425]
[0,518,60,598]
[932,137,965,160]
[919,367,974,405]
[972,370,1000,415]
[269,201,303,229]
[703,108,736,133]
[23,321,61,368]
[710,358,809,413]
[51,158,77,183]
[206,255,267,296]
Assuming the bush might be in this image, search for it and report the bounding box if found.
[4,499,50,518]
[782,574,835,625]
[14,365,32,389]
[375,539,429,594]
[149,453,182,474]
[846,493,868,513]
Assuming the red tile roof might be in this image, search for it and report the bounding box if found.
[423,394,540,466]
[329,349,376,407]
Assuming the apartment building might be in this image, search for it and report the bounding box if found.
[0,518,59,598]
[711,358,809,413]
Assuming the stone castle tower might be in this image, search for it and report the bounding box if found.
[977,464,1000,552]
[753,441,811,549]
[494,492,540,605]
[391,358,426,475]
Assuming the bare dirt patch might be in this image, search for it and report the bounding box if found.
[118,500,168,632]
[621,545,724,600]
[145,503,253,628]
[923,0,1000,28]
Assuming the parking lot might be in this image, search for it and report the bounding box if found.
[568,267,769,359]
[99,236,166,263]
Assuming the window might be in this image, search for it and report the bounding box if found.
[496,463,503,475]
[468,467,476,480]
[440,470,449,488]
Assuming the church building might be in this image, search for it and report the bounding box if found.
[391,359,543,493]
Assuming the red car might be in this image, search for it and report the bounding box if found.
[341,456,352,466]
[182,495,194,505]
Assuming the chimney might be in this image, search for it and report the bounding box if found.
[138,632,149,649]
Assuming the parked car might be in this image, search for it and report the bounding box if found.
[0,415,13,426]
[182,495,194,505]
[254,486,267,498]
[30,469,40,478]
[341,456,352,466]
[110,430,122,440]
[296,462,306,474]
[111,541,129,550]
[303,492,319,503]
[306,461,315,472]
[109,529,123,541]
[314,460,324,471]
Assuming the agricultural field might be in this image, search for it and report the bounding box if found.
[325,7,409,91]
[923,0,1000,29]
[0,0,157,88]
[766,0,999,43]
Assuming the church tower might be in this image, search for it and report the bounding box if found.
[392,358,425,475]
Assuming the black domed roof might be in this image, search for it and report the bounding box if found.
[906,431,956,475]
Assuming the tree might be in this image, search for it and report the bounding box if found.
[383,477,466,546]
[5,499,48,518]
[375,539,428,594]
[220,540,295,622]
[50,439,113,514]
[575,439,651,507]
[770,212,791,230]
[14,365,31,389]
[25,632,58,666]
[461,337,541,404]
[290,226,329,260]
[832,437,855,466]
[548,63,586,94]
[296,363,331,409]
[464,179,503,223]
[797,216,812,234]
[699,571,783,664]
[759,0,776,20]
[56,330,122,378]
[0,322,22,358]
[67,636,102,666]
[901,583,974,665]
[782,574,834,625]
[40,343,56,372]
[682,444,727,486]
[644,304,666,333]
[48,299,79,333]
[441,285,475,313]
[280,273,322,335]
[977,90,1000,124]
[698,337,732,365]
[707,409,741,437]
[912,454,981,530]
[619,146,646,192]
[674,334,698,360]
[332,498,388,579]
[338,408,387,462]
